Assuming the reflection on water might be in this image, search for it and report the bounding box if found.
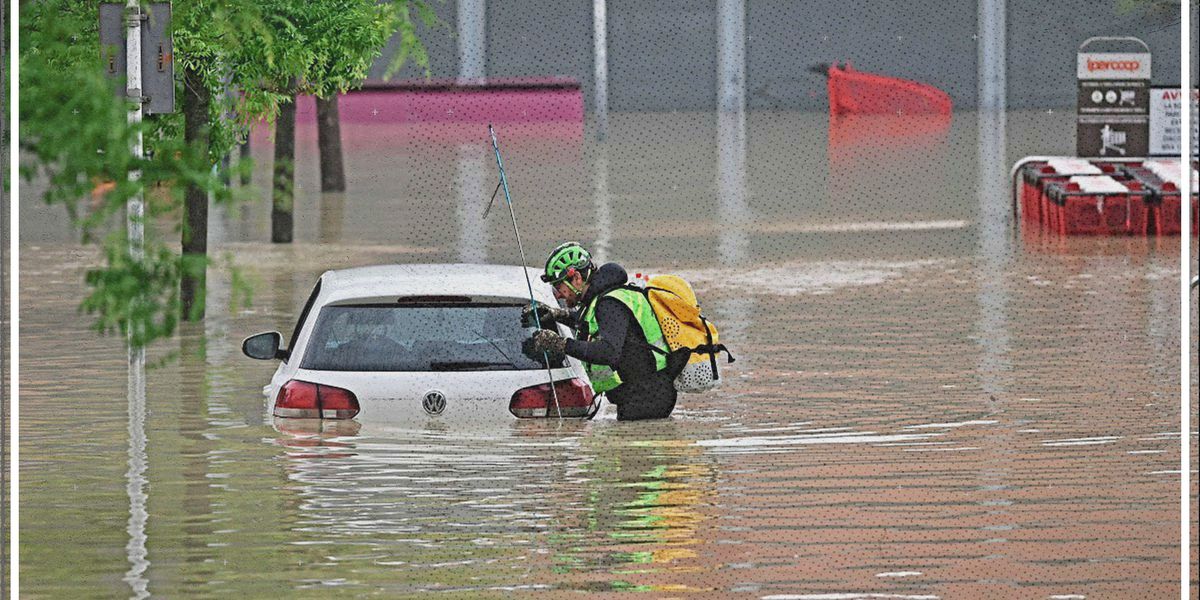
[18,110,1194,597]
[123,347,149,600]
[456,144,490,264]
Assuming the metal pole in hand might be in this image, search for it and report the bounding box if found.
[487,125,563,419]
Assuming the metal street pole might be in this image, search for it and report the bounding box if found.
[125,0,144,262]
[977,0,1006,113]
[124,3,150,598]
[593,0,608,141]
[716,0,745,114]
[458,0,486,82]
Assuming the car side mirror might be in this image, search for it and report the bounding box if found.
[242,331,287,360]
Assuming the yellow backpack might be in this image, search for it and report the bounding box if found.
[636,275,735,393]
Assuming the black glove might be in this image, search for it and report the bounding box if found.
[521,304,571,328]
[522,329,567,363]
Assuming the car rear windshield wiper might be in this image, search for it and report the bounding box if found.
[429,361,518,371]
[472,331,520,369]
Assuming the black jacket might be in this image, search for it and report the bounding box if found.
[563,263,676,418]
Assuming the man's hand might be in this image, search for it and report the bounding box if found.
[522,329,567,363]
[521,304,571,328]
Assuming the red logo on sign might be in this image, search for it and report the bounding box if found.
[1087,58,1141,72]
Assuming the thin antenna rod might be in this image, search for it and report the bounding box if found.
[488,125,563,419]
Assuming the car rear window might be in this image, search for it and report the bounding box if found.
[299,303,565,372]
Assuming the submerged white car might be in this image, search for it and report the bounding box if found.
[242,264,595,422]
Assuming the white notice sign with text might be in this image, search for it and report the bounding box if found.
[1149,87,1199,156]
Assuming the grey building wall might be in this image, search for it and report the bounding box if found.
[1007,0,1185,107]
[368,0,1186,111]
[746,1,979,110]
[487,2,593,83]
[608,0,718,110]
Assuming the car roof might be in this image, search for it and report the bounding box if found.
[318,264,557,304]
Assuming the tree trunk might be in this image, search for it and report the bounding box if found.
[316,95,346,192]
[181,65,211,320]
[272,96,296,243]
[239,139,251,186]
[219,153,231,188]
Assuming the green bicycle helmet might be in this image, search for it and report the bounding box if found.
[541,242,593,283]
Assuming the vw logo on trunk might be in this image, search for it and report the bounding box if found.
[422,390,447,415]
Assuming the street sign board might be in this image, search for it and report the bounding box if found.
[1076,40,1150,157]
[1149,87,1199,157]
[99,3,175,114]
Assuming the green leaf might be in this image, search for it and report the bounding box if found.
[22,0,443,350]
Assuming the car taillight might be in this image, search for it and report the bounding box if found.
[274,380,360,419]
[509,378,594,418]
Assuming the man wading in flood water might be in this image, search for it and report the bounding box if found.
[521,242,678,421]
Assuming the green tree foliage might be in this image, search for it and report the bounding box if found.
[20,0,435,349]
[229,0,435,109]
[20,0,240,346]
[233,0,434,243]
[173,0,274,159]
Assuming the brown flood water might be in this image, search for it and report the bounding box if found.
[18,110,1199,598]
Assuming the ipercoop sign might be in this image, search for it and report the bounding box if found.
[1076,51,1151,157]
[1077,54,1151,79]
